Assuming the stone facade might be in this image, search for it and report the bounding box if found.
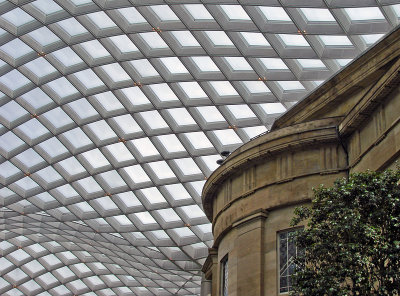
[201,28,400,296]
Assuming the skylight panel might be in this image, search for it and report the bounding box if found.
[5,268,29,284]
[139,32,169,49]
[15,118,50,144]
[131,138,159,157]
[150,83,178,102]
[344,7,385,21]
[50,47,84,68]
[100,63,131,83]
[150,5,179,21]
[213,129,242,145]
[58,157,86,180]
[260,102,286,114]
[174,158,202,176]
[361,34,384,45]
[156,208,181,223]
[159,57,189,74]
[36,137,69,160]
[260,58,288,70]
[130,59,159,77]
[74,201,96,214]
[104,142,134,164]
[113,215,132,226]
[164,183,191,201]
[0,101,28,126]
[109,35,139,53]
[224,57,252,71]
[336,59,352,67]
[73,69,104,89]
[91,91,125,115]
[85,120,117,143]
[319,35,352,46]
[210,81,238,96]
[277,81,305,91]
[57,17,88,36]
[25,58,57,77]
[240,32,270,46]
[41,107,74,132]
[134,211,157,225]
[119,86,151,108]
[220,5,251,21]
[70,0,93,5]
[184,132,213,150]
[0,161,21,181]
[110,114,142,137]
[122,164,151,184]
[313,81,324,87]
[259,6,291,21]
[171,227,195,239]
[87,11,117,29]
[191,56,220,72]
[113,191,141,211]
[61,127,93,151]
[227,105,256,119]
[300,8,335,22]
[205,31,234,46]
[180,205,205,219]
[157,134,185,153]
[8,248,30,263]
[184,4,214,20]
[243,81,270,94]
[178,82,208,98]
[15,148,44,170]
[148,161,175,179]
[167,108,196,126]
[242,126,268,138]
[278,34,310,47]
[171,31,200,47]
[80,40,110,59]
[2,8,35,27]
[297,59,326,69]
[14,176,41,192]
[140,110,169,129]
[75,176,104,196]
[118,7,147,24]
[27,27,61,47]
[31,0,62,13]
[0,39,33,60]
[196,106,225,123]
[0,69,31,91]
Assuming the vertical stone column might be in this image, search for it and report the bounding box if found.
[202,248,218,296]
[201,272,212,296]
[233,210,268,296]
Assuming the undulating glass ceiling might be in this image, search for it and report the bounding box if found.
[0,1,399,295]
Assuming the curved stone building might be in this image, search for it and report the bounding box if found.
[202,27,400,296]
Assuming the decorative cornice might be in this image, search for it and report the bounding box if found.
[202,118,343,221]
[339,56,400,136]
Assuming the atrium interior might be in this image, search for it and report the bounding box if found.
[1,1,400,296]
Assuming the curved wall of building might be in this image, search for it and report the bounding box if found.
[202,118,348,296]
[202,28,400,296]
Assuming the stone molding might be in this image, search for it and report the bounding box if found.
[202,117,346,223]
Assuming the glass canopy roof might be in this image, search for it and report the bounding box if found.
[1,1,400,295]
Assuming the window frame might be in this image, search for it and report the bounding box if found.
[277,228,302,294]
[220,255,228,296]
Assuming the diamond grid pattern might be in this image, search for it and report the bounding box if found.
[1,1,400,295]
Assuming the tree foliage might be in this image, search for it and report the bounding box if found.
[290,169,400,295]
